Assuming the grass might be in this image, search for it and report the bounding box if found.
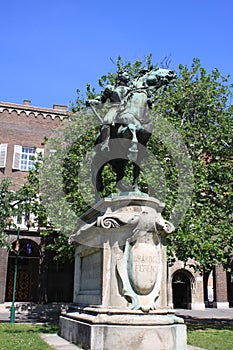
[0,324,58,350]
[0,323,233,350]
[187,324,233,350]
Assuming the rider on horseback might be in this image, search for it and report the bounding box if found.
[87,66,176,153]
[87,71,131,151]
[87,72,131,151]
[89,66,176,195]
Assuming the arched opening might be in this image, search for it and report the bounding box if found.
[5,239,40,302]
[172,269,193,309]
[203,270,214,307]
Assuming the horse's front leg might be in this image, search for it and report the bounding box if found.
[91,158,104,201]
[133,163,141,192]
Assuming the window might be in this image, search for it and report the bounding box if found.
[21,147,35,171]
[12,213,37,230]
[12,145,44,171]
[0,143,8,168]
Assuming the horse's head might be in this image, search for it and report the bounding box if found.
[146,67,176,88]
[135,67,176,89]
[154,67,176,81]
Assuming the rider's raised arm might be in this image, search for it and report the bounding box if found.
[100,85,113,103]
[86,96,101,106]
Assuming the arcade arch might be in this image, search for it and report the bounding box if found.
[172,269,195,309]
[5,238,40,302]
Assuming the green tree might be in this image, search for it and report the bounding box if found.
[0,178,17,246]
[47,56,231,272]
[156,59,233,272]
[0,160,44,232]
[0,154,76,261]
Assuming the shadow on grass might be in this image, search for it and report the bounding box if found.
[3,302,69,325]
[179,314,233,326]
[0,324,59,334]
[187,323,233,331]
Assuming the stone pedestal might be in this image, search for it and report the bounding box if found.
[59,195,187,350]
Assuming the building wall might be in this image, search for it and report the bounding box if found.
[168,259,205,310]
[213,265,229,309]
[0,100,74,303]
[3,230,74,303]
[0,100,66,187]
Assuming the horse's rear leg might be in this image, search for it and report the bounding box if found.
[91,162,104,201]
[114,164,128,192]
[95,166,104,192]
[116,172,128,192]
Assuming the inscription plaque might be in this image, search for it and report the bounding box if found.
[80,250,102,292]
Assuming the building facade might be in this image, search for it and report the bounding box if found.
[168,260,232,310]
[0,100,74,303]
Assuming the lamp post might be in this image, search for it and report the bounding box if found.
[10,227,20,324]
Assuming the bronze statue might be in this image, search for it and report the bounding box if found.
[88,67,176,196]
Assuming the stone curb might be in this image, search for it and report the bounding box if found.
[41,333,206,350]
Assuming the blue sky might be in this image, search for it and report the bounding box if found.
[1,0,233,110]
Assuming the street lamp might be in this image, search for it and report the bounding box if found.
[10,227,20,324]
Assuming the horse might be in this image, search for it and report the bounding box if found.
[91,68,176,197]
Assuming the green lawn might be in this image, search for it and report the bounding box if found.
[0,323,233,350]
[187,324,233,350]
[0,324,58,350]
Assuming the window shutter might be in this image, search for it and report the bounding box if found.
[36,148,44,157]
[12,145,22,169]
[0,144,8,168]
[34,148,44,167]
[35,148,44,163]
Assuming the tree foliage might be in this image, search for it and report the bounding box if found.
[157,59,233,272]
[0,178,16,246]
[1,56,232,271]
[65,56,232,272]
[0,155,76,261]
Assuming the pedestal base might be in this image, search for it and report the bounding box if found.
[64,195,187,349]
[59,307,187,350]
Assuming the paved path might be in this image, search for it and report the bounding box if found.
[41,334,82,349]
[175,308,233,324]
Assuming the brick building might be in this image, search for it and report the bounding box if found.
[168,260,232,310]
[0,100,74,303]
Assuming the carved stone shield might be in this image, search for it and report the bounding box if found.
[128,241,160,295]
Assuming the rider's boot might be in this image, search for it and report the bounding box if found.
[101,125,110,151]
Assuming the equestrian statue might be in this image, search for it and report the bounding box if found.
[87,66,176,197]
